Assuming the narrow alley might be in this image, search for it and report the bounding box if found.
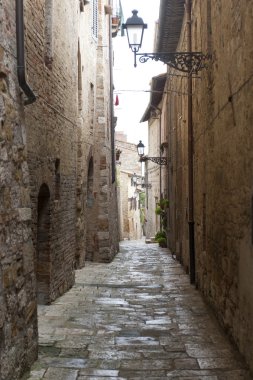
[23,241,252,380]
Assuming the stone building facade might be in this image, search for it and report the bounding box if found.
[77,0,119,263]
[24,0,79,305]
[192,0,253,371]
[140,74,168,240]
[0,1,38,378]
[155,0,253,372]
[0,0,119,378]
[116,133,143,241]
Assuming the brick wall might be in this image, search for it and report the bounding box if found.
[23,0,79,302]
[79,0,119,263]
[0,0,119,377]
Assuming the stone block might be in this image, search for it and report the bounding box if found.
[18,208,32,222]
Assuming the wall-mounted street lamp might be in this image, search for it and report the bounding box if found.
[131,172,137,186]
[122,10,210,73]
[137,140,167,166]
[131,172,151,189]
[131,172,141,187]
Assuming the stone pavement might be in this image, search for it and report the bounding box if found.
[22,240,252,380]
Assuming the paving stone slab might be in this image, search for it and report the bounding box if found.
[22,240,253,380]
[39,357,88,369]
[79,369,119,376]
[43,367,78,380]
[78,377,126,380]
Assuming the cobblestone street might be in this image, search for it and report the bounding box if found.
[23,240,253,380]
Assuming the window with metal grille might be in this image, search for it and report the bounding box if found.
[92,0,98,39]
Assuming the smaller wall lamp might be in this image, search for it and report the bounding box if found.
[131,172,142,187]
[137,140,167,166]
[131,172,137,187]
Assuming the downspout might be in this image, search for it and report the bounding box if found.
[159,108,162,231]
[151,105,162,229]
[16,0,36,105]
[108,0,116,183]
[186,0,195,284]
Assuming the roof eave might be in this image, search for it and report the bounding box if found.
[156,0,185,53]
[140,74,167,123]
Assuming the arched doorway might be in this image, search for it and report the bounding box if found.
[86,158,96,261]
[36,183,51,304]
[87,158,94,207]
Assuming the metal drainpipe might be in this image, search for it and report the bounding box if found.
[108,1,116,183]
[186,0,195,284]
[16,0,36,105]
[151,105,162,229]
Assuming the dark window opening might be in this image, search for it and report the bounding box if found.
[78,40,82,111]
[55,158,60,200]
[44,0,54,69]
[202,193,206,251]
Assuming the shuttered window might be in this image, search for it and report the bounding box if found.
[92,0,98,39]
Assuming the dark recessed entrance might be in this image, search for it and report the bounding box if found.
[36,183,51,304]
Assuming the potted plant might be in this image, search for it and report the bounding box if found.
[155,198,169,247]
[155,230,167,247]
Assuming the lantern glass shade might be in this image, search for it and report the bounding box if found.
[123,10,147,53]
[132,173,137,185]
[137,140,145,157]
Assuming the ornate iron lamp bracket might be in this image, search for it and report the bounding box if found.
[142,183,152,189]
[140,156,167,165]
[136,52,211,74]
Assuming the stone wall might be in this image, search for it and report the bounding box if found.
[166,64,189,266]
[163,0,253,372]
[192,0,253,371]
[115,138,143,240]
[145,107,168,240]
[0,1,37,378]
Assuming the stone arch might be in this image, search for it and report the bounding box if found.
[36,183,51,304]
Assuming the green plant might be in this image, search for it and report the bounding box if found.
[155,230,167,247]
[155,198,169,229]
[160,198,169,209]
[155,206,162,215]
[156,237,167,247]
[154,199,169,247]
[155,230,166,240]
[139,192,146,225]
